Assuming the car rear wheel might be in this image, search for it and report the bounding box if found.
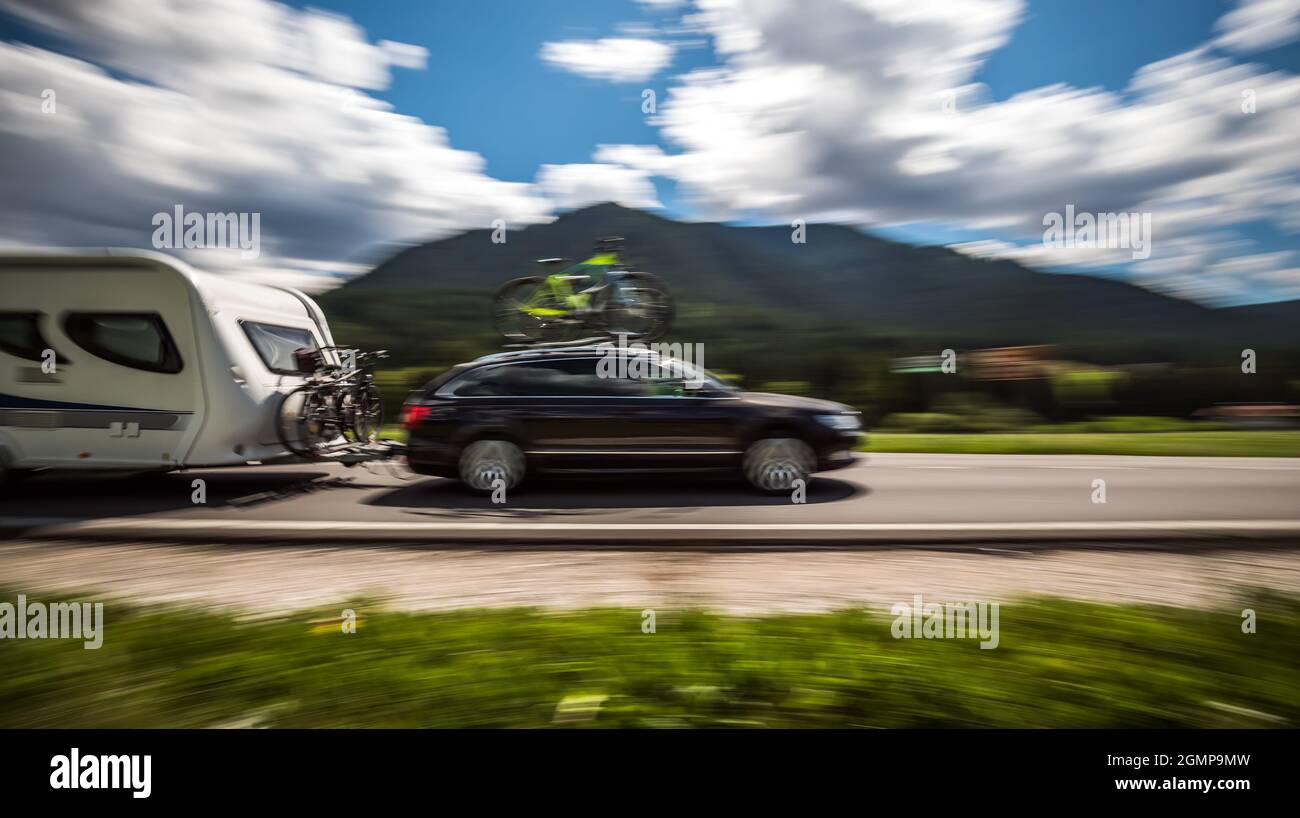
[743,438,815,492]
[458,440,526,493]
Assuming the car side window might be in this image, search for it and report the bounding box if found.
[638,360,710,397]
[642,377,688,397]
[63,312,183,373]
[541,358,648,396]
[446,364,536,397]
[447,359,648,397]
[446,364,518,396]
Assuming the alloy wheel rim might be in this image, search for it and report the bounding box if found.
[744,438,813,491]
[460,441,524,491]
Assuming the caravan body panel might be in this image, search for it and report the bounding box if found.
[0,251,334,471]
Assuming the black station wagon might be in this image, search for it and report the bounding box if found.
[401,346,863,492]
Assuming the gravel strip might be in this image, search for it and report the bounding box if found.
[2,539,1298,614]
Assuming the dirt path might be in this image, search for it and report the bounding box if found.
[2,540,1298,614]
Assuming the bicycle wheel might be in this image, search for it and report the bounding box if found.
[344,383,384,443]
[603,272,674,342]
[277,386,325,458]
[492,277,581,343]
[278,384,350,458]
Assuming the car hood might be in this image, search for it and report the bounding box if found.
[738,391,854,414]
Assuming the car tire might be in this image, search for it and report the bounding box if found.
[742,438,815,493]
[458,439,526,493]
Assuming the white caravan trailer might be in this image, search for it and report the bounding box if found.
[0,250,341,478]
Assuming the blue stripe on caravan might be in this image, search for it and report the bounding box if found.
[0,393,192,414]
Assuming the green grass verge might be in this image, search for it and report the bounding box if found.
[1,593,1295,727]
[380,426,1300,457]
[866,431,1300,457]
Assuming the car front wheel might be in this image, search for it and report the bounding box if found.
[743,438,815,492]
[458,440,526,493]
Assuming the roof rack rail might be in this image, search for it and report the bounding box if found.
[500,335,617,350]
[476,335,665,365]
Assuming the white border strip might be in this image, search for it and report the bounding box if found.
[7,518,1300,540]
[54,519,1300,532]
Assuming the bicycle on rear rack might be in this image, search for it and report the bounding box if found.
[276,347,388,460]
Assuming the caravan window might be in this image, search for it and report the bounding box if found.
[64,313,183,374]
[0,312,53,361]
[241,321,318,374]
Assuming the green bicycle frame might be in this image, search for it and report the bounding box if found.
[519,253,621,317]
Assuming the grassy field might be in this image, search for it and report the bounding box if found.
[867,431,1300,457]
[2,593,1295,728]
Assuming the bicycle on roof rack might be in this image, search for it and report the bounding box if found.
[275,346,392,461]
[491,236,674,345]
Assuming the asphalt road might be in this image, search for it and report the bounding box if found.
[3,453,1299,544]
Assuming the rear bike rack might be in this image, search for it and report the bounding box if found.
[328,438,407,466]
[308,438,406,466]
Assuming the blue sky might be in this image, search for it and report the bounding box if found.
[284,0,711,184]
[1,0,1299,302]
[292,0,1299,204]
[978,0,1298,97]
[279,0,713,215]
[290,0,1300,296]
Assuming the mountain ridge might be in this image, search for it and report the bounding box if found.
[336,203,1299,356]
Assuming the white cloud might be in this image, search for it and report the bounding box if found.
[950,235,1145,271]
[539,37,674,82]
[535,163,663,211]
[1214,0,1300,54]
[379,40,429,71]
[593,144,677,173]
[0,0,551,288]
[1205,250,1295,277]
[594,0,1300,302]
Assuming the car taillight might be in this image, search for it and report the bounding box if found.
[401,403,432,430]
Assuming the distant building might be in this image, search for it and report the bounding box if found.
[966,345,1055,381]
